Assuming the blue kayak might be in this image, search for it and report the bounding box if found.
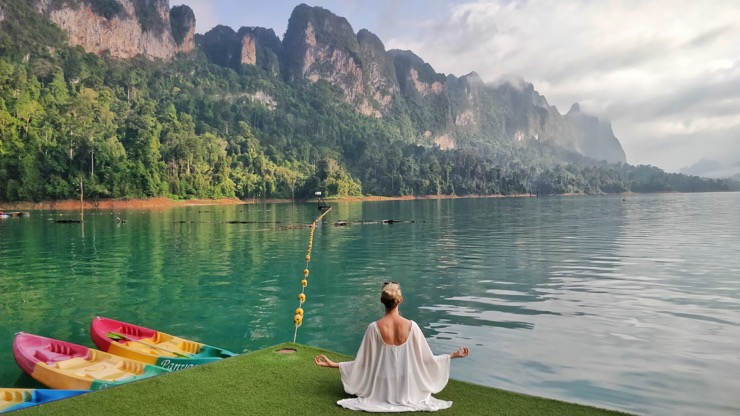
[1,389,88,413]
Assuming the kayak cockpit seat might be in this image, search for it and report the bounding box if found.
[55,357,90,370]
[125,337,152,349]
[147,339,187,355]
[130,338,178,356]
[75,360,127,380]
[35,349,72,364]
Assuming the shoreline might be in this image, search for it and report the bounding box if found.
[0,197,248,211]
[16,342,630,416]
[0,192,623,211]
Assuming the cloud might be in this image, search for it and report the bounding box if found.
[385,0,740,172]
[623,123,740,173]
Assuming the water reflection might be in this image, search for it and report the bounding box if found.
[1,194,739,415]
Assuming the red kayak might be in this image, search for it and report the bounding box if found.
[90,317,236,371]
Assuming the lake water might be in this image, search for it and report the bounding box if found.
[1,193,739,415]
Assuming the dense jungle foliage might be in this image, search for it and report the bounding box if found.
[0,1,736,202]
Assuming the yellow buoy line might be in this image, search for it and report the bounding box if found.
[293,207,332,343]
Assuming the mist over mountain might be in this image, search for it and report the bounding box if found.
[680,159,740,180]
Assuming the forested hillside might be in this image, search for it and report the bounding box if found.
[0,0,735,202]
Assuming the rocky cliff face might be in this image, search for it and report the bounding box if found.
[241,33,257,65]
[282,5,365,110]
[197,25,281,75]
[37,0,194,60]
[445,71,486,146]
[170,5,195,47]
[197,25,242,68]
[565,104,626,163]
[357,29,398,116]
[282,4,399,117]
[390,49,451,145]
[444,75,626,163]
[238,27,282,75]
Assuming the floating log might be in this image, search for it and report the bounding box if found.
[173,220,282,224]
[224,220,282,224]
[333,219,416,226]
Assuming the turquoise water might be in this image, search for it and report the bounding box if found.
[1,193,739,415]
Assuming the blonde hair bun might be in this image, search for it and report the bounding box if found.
[381,282,402,309]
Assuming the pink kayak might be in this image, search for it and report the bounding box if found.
[13,332,169,390]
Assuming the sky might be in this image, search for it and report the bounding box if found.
[172,0,740,175]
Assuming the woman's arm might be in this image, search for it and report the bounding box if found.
[314,354,340,368]
[450,346,469,359]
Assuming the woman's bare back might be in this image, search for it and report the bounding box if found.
[376,315,411,345]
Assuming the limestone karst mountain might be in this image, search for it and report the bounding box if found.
[9,0,626,164]
[207,3,627,163]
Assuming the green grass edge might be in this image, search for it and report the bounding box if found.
[12,343,633,415]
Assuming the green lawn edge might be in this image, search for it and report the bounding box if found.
[11,343,633,415]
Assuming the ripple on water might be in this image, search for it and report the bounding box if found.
[2,195,740,415]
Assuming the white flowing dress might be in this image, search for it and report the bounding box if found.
[337,320,452,412]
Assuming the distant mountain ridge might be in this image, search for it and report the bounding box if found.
[680,159,740,180]
[27,1,626,164]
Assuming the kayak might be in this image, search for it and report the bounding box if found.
[13,332,169,390]
[1,389,87,413]
[90,316,237,371]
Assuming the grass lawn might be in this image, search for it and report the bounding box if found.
[12,343,632,415]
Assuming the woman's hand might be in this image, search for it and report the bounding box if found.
[314,354,339,368]
[450,346,469,359]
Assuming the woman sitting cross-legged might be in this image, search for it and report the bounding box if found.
[314,281,469,412]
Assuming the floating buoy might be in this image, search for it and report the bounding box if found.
[292,206,332,343]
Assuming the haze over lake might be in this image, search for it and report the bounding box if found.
[1,193,738,415]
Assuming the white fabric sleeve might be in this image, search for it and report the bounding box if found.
[407,321,451,394]
[338,323,376,395]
